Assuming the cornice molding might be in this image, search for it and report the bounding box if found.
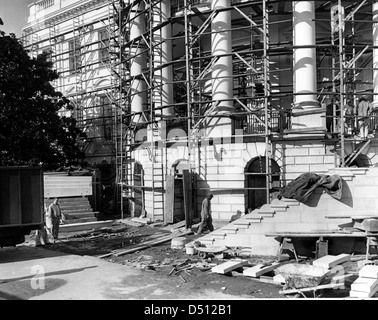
[23,0,109,34]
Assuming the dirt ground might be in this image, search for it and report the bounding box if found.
[23,220,361,299]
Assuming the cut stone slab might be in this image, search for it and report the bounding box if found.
[351,277,378,293]
[359,265,378,279]
[273,274,286,284]
[357,260,375,269]
[330,274,353,286]
[243,262,280,278]
[211,259,249,275]
[312,254,351,270]
[349,289,378,298]
[363,219,378,232]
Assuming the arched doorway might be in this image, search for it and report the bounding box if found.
[245,157,280,213]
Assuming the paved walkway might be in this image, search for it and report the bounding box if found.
[0,246,246,300]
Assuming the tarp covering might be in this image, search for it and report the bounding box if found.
[278,172,343,203]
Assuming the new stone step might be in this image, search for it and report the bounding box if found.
[257,209,275,217]
[233,222,250,229]
[66,212,98,219]
[199,238,214,245]
[211,233,226,240]
[45,197,90,203]
[61,208,95,214]
[245,214,263,223]
[270,204,288,211]
[65,217,97,224]
[281,198,300,206]
[221,226,239,234]
[59,205,93,211]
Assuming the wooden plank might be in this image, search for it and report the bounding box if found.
[164,175,175,224]
[211,259,249,275]
[59,220,114,233]
[112,229,193,257]
[182,170,192,229]
[359,265,378,279]
[312,254,351,270]
[243,262,281,278]
[351,277,378,293]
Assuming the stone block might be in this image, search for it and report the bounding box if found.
[211,259,249,274]
[225,234,251,247]
[354,186,378,198]
[359,265,378,279]
[351,277,378,293]
[349,290,376,298]
[271,211,301,223]
[313,254,351,270]
[295,155,324,165]
[243,262,280,278]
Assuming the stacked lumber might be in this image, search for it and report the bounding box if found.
[350,265,378,298]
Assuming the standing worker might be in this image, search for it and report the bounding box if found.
[46,198,62,240]
[196,193,214,235]
[344,99,355,136]
[356,96,372,139]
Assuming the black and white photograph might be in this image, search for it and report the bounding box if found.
[1,0,378,306]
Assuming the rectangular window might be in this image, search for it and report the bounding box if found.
[98,29,110,63]
[100,96,113,141]
[68,38,81,73]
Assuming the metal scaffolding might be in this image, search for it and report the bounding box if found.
[21,0,378,218]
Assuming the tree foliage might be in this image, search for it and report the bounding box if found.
[0,31,85,168]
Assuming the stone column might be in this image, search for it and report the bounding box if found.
[292,1,323,129]
[130,2,147,123]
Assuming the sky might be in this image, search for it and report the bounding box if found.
[0,0,35,37]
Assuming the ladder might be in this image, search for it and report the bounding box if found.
[331,1,370,167]
[72,15,84,129]
[110,0,128,217]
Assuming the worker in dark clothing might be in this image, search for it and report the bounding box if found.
[326,98,340,133]
[196,193,214,235]
[344,99,355,136]
[356,96,372,139]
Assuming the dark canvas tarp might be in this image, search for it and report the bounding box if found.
[278,172,343,203]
